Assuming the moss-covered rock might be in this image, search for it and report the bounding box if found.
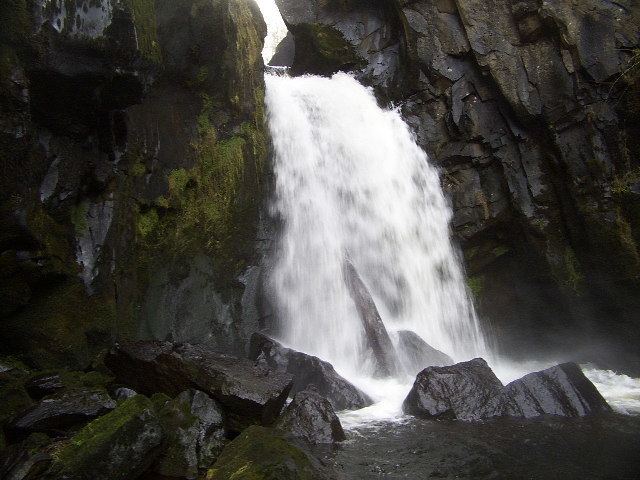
[50,395,163,480]
[0,371,33,451]
[290,23,365,76]
[205,426,329,480]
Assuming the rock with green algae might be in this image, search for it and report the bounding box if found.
[290,23,365,76]
[205,426,333,480]
[155,390,226,478]
[48,395,162,480]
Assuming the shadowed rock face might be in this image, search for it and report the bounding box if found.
[105,341,293,431]
[396,330,454,375]
[249,333,372,411]
[403,359,612,421]
[506,363,612,418]
[276,390,346,444]
[342,259,399,377]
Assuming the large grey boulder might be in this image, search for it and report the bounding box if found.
[505,362,613,418]
[105,341,293,431]
[249,333,372,411]
[402,358,517,421]
[276,390,346,444]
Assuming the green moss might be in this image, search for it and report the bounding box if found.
[168,168,190,193]
[70,201,90,235]
[52,395,158,477]
[467,276,484,299]
[137,208,159,239]
[27,205,76,275]
[612,168,640,195]
[123,0,161,62]
[292,23,365,76]
[205,426,321,480]
[3,280,115,370]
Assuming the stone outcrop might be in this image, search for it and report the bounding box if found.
[276,390,346,444]
[278,0,640,374]
[104,341,293,431]
[249,333,372,411]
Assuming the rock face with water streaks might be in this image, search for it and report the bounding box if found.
[249,333,372,411]
[343,259,399,377]
[0,0,270,372]
[105,341,293,430]
[277,0,640,374]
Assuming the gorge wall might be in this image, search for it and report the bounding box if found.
[0,0,270,370]
[1,0,639,376]
[273,0,640,372]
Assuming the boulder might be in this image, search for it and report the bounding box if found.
[24,375,64,400]
[249,333,372,411]
[395,331,454,375]
[49,395,163,480]
[276,390,346,444]
[505,362,613,418]
[204,425,332,480]
[402,358,516,421]
[8,389,116,440]
[342,259,399,377]
[105,341,293,430]
[156,390,226,478]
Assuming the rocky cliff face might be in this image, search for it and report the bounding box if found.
[274,0,640,372]
[0,0,269,370]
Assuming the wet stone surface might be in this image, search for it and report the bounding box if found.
[313,415,640,479]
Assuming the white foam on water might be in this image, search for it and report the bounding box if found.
[584,367,640,415]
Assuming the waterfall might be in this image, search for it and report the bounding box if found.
[265,72,487,397]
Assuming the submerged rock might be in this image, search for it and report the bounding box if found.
[506,362,613,418]
[8,389,116,439]
[156,390,226,478]
[205,425,332,480]
[249,333,372,411]
[276,390,346,444]
[342,259,399,377]
[396,330,454,375]
[402,358,515,421]
[105,341,293,430]
[49,395,163,480]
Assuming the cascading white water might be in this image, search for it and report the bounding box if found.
[254,0,640,421]
[265,72,487,405]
